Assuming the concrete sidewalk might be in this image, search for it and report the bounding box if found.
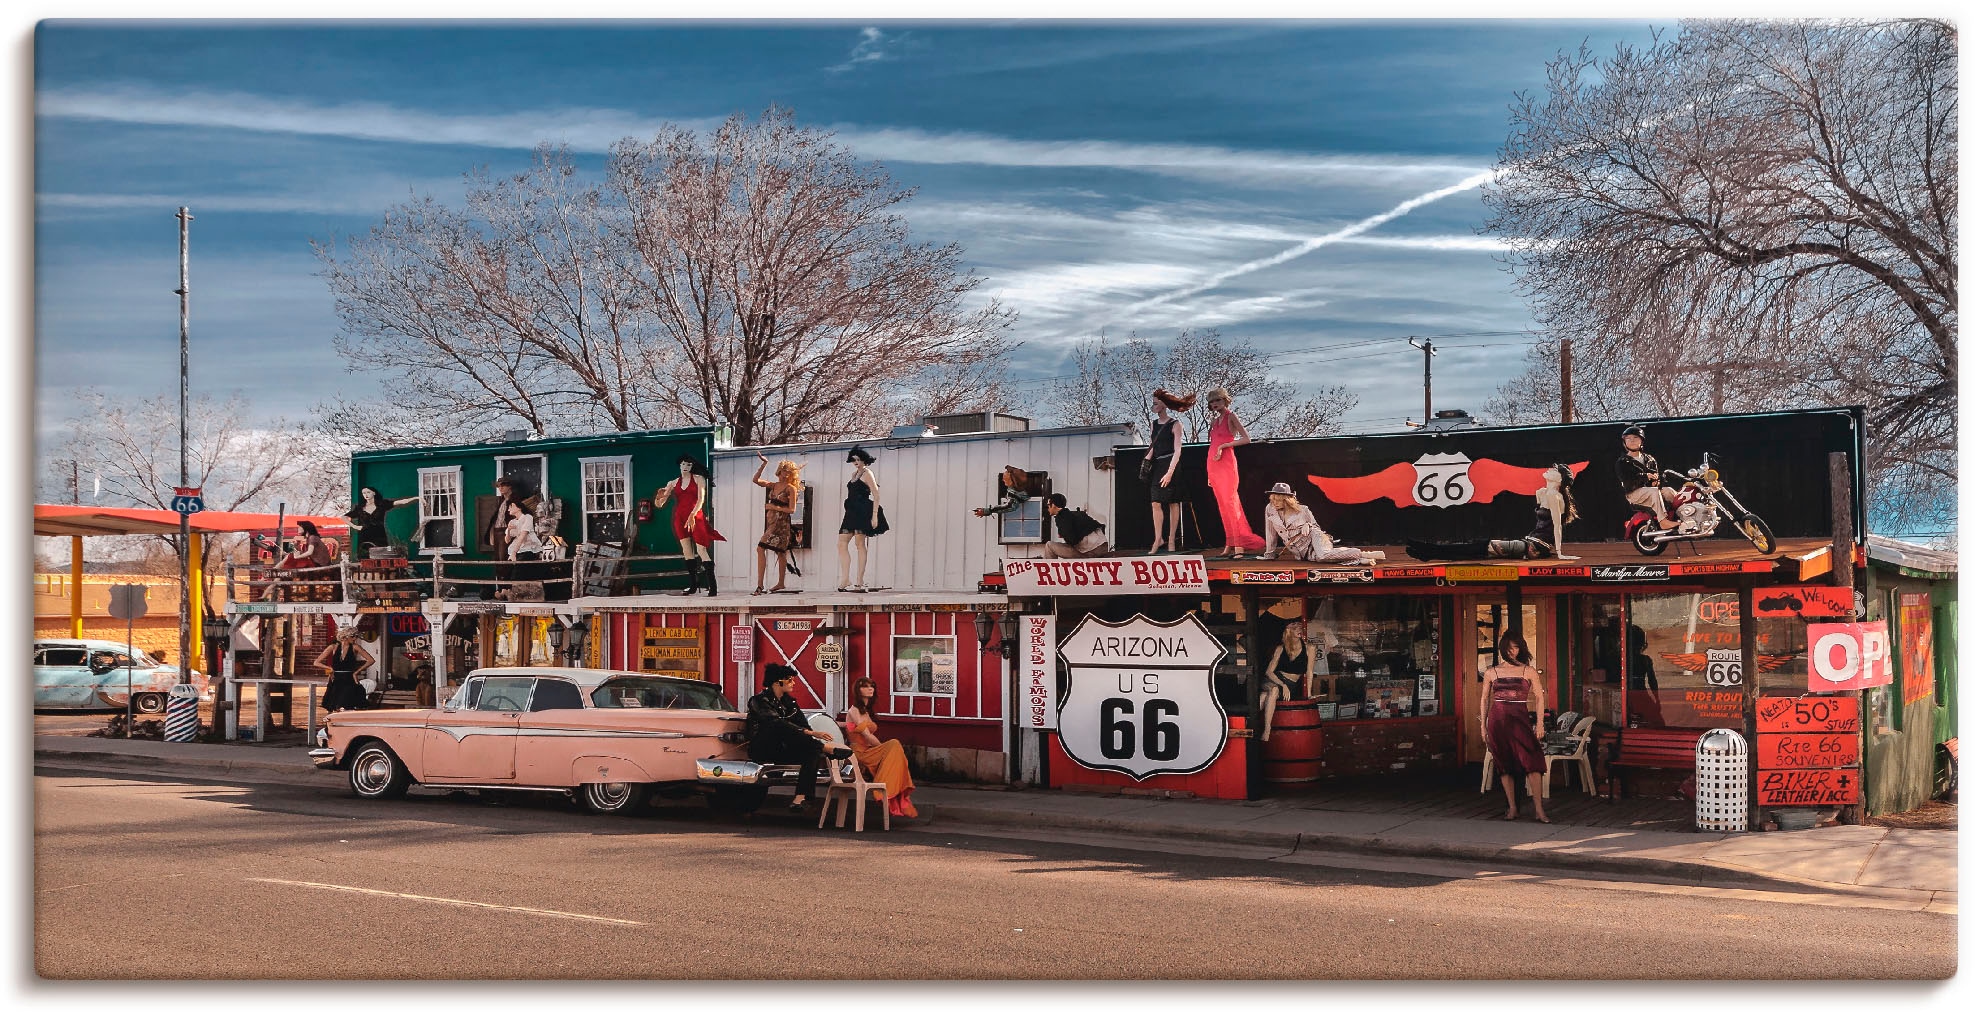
[34,735,1955,908]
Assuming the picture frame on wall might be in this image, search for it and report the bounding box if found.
[1417,699,1439,717]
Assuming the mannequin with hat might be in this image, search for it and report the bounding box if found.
[1260,483,1380,564]
[1616,423,1677,529]
[838,447,889,592]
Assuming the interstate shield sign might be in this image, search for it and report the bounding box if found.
[1056,612,1229,780]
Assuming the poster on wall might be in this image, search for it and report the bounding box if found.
[892,636,957,695]
[1055,612,1228,780]
[1020,615,1058,730]
[1899,594,1935,706]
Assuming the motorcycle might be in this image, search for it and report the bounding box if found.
[1625,452,1777,556]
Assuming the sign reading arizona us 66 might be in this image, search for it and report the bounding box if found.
[1056,612,1228,780]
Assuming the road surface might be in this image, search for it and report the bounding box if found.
[33,765,1955,979]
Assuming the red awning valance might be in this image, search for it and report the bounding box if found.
[33,504,350,538]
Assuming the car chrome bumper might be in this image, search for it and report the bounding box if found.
[308,748,341,770]
[695,758,765,784]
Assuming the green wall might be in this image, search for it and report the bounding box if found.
[1862,567,1955,817]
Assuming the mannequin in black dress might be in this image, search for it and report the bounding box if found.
[315,629,375,713]
[346,486,416,557]
[837,447,889,592]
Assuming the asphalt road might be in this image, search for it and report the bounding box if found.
[33,766,1956,980]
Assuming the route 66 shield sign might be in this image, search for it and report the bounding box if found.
[1056,612,1228,780]
[1411,452,1475,508]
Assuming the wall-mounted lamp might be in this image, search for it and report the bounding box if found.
[973,610,997,651]
[998,612,1020,662]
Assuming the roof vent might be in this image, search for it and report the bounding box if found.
[923,411,1031,435]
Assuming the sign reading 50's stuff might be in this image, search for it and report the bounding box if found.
[1056,612,1227,780]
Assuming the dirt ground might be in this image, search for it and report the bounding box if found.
[1866,799,1957,830]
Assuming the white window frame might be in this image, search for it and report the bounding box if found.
[494,453,549,495]
[996,470,1051,545]
[889,633,960,699]
[416,465,464,556]
[578,455,634,545]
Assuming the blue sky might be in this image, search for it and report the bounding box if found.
[34,20,1662,443]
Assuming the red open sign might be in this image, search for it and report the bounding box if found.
[1806,622,1892,692]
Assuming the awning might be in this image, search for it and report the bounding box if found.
[33,504,350,538]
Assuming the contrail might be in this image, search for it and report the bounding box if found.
[1129,168,1500,312]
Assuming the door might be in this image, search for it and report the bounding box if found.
[1459,598,1557,764]
[34,646,91,708]
[422,675,529,780]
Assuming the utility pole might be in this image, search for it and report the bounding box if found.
[176,207,193,687]
[1560,339,1574,423]
[1407,336,1436,425]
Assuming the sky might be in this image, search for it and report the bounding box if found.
[33,20,1664,450]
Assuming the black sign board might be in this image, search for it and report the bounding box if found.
[1112,407,1862,550]
[1591,564,1671,583]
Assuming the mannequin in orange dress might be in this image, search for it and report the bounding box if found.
[842,676,918,818]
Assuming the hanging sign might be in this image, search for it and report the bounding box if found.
[1020,614,1058,731]
[1443,565,1519,582]
[1807,621,1892,691]
[1756,733,1861,770]
[170,486,205,515]
[1754,585,1855,619]
[1002,556,1208,596]
[1592,564,1670,583]
[730,623,755,664]
[815,641,844,675]
[1756,695,1861,734]
[1055,612,1228,780]
[1899,594,1935,706]
[1757,768,1860,807]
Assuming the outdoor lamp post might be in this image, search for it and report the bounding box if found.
[998,612,1021,663]
[564,617,589,664]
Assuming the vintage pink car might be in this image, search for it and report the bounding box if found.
[309,666,805,814]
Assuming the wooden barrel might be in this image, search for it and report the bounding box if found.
[1264,700,1323,783]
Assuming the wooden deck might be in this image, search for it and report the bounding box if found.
[1207,537,1831,584]
[1263,767,1696,831]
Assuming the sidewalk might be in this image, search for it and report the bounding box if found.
[34,735,1955,908]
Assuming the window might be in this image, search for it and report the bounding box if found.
[591,676,735,712]
[417,466,463,553]
[1307,596,1441,718]
[1623,593,1747,729]
[579,456,632,545]
[39,648,88,667]
[494,454,547,498]
[891,636,958,697]
[528,679,585,711]
[996,470,1051,544]
[472,676,535,712]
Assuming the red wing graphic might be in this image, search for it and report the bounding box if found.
[1758,654,1794,672]
[1468,459,1590,502]
[1307,462,1416,508]
[1660,652,1709,672]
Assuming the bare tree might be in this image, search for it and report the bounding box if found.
[1482,20,1956,532]
[317,110,1017,448]
[1048,329,1357,442]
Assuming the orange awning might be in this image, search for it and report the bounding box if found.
[33,504,350,538]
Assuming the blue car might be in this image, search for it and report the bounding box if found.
[32,638,205,714]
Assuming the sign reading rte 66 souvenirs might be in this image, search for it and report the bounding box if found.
[1055,612,1227,780]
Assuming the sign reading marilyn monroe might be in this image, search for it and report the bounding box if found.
[1056,612,1228,780]
[1003,556,1208,596]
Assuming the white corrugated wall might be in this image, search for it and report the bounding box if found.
[710,425,1132,593]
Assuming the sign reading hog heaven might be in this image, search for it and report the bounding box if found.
[1056,612,1229,780]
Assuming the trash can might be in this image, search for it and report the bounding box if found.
[1694,728,1749,832]
[165,683,202,743]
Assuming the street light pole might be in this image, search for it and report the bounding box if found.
[1407,336,1437,425]
[176,206,193,687]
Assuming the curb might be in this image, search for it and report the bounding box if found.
[34,745,326,787]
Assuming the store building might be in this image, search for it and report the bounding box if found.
[1860,535,1957,816]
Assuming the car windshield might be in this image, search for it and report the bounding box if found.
[590,677,735,712]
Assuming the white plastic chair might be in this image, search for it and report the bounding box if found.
[814,714,890,832]
[1543,716,1598,799]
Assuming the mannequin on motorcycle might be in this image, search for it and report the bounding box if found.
[1616,425,1677,530]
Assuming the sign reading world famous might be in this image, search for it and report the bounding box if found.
[1056,612,1227,780]
[1002,556,1208,596]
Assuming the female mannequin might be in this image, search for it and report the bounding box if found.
[1479,631,1549,823]
[1404,464,1580,562]
[1261,483,1381,564]
[651,455,724,596]
[752,454,804,595]
[1258,622,1314,742]
[344,486,415,557]
[1142,388,1195,554]
[1203,387,1265,558]
[838,447,889,592]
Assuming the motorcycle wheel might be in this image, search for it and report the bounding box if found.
[1631,521,1667,556]
[1739,515,1777,555]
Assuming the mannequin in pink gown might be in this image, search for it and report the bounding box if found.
[1205,388,1265,557]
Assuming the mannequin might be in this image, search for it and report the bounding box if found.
[838,447,889,592]
[651,455,724,596]
[752,454,804,595]
[1405,464,1580,562]
[345,486,416,557]
[1142,388,1195,554]
[1260,482,1382,564]
[1203,387,1265,558]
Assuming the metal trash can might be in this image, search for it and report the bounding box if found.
[1695,728,1749,832]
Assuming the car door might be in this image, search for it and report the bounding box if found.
[514,677,591,785]
[34,647,91,708]
[421,675,529,781]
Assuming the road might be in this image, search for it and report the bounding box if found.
[34,765,1955,980]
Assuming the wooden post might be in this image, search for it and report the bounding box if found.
[1738,578,1760,830]
[1243,587,1263,800]
[1827,451,1865,825]
[1559,339,1573,424]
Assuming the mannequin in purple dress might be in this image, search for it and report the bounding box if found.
[1479,631,1549,823]
[1204,387,1265,558]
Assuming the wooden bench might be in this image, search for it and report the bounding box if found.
[1603,727,1703,800]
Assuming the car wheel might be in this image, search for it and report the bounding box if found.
[132,692,167,715]
[707,784,768,814]
[348,743,412,800]
[580,781,651,816]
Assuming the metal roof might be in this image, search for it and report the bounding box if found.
[1867,535,1957,578]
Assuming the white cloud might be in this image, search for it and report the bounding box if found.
[828,27,898,74]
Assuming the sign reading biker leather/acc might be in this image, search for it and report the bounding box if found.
[1055,613,1227,780]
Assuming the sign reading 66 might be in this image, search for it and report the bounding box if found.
[1056,612,1229,780]
[1411,452,1476,509]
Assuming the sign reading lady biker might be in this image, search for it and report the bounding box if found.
[1056,613,1228,780]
